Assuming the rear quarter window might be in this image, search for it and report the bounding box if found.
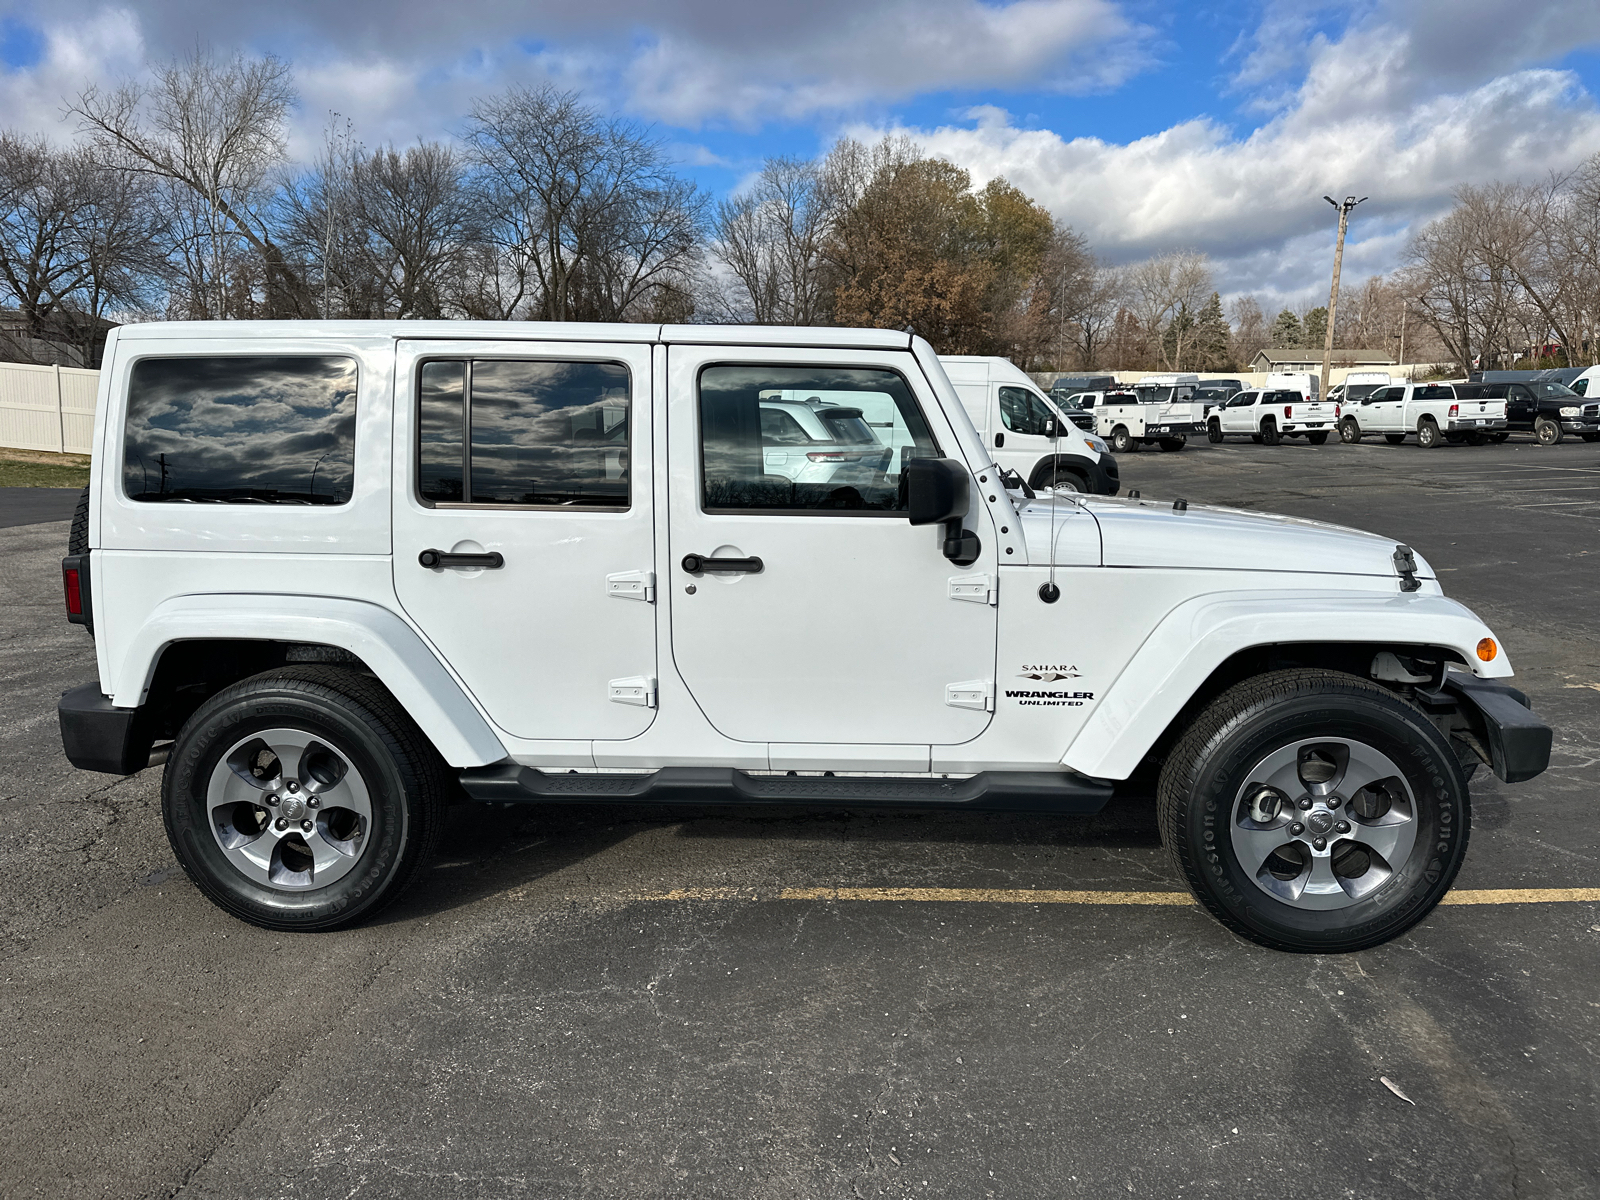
[123,356,358,504]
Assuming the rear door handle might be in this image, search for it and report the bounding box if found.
[419,549,504,569]
[682,554,763,575]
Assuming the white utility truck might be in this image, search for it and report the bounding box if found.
[1327,371,1392,406]
[1133,373,1207,442]
[57,321,1550,953]
[1206,388,1340,444]
[940,355,1118,494]
[1337,383,1508,447]
[1071,385,1197,453]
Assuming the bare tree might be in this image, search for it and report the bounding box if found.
[1227,294,1268,367]
[462,85,706,322]
[711,156,838,324]
[0,133,159,365]
[1126,250,1211,369]
[73,49,309,318]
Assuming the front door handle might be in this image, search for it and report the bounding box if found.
[682,553,763,575]
[419,548,504,569]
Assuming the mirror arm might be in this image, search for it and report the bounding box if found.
[942,520,981,567]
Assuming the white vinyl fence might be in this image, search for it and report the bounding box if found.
[0,362,99,455]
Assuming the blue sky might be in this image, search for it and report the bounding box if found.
[4,0,1600,307]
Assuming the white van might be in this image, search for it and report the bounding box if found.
[939,356,1118,494]
[1567,366,1600,397]
[1267,372,1322,400]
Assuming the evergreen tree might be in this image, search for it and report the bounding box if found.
[1302,306,1328,349]
[1270,308,1302,347]
[1193,291,1230,368]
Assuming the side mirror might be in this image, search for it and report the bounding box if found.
[906,457,969,526]
[904,457,981,567]
[1043,418,1058,439]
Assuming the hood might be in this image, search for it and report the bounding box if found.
[1017,494,1434,580]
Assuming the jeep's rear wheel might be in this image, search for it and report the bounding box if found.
[162,666,447,931]
[1157,669,1470,952]
[1339,419,1362,444]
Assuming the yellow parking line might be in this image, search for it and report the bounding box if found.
[1438,887,1600,905]
[637,886,1600,906]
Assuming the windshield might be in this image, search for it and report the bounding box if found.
[1527,382,1578,399]
[1134,385,1175,405]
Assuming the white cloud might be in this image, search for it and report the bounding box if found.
[856,8,1600,306]
[0,8,145,139]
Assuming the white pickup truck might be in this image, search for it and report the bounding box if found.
[1205,388,1340,444]
[56,319,1550,953]
[1337,383,1508,447]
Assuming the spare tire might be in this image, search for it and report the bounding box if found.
[67,484,90,555]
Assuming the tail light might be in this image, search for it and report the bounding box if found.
[1284,405,1293,418]
[61,554,92,630]
[1450,403,1459,417]
[1335,404,1342,418]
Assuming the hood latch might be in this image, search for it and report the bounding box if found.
[1393,544,1422,592]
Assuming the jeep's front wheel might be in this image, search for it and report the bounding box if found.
[1157,669,1470,953]
[162,666,447,931]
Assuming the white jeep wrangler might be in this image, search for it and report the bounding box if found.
[57,321,1552,952]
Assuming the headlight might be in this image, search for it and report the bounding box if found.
[1560,406,1580,417]
[1085,436,1110,454]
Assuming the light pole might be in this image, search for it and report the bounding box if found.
[1320,194,1366,401]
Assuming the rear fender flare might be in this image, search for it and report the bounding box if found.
[111,594,507,767]
[1061,590,1510,780]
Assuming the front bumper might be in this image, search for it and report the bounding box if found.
[1425,673,1553,784]
[59,682,154,775]
[1560,418,1600,433]
[1448,417,1507,431]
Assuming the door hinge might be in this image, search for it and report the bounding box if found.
[608,676,658,708]
[948,572,997,605]
[945,679,994,712]
[606,570,656,603]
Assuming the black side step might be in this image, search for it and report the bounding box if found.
[458,764,1114,813]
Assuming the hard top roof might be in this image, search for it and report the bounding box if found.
[113,320,914,351]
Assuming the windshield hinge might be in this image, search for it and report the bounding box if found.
[608,676,658,708]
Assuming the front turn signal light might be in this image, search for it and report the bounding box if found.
[1477,638,1498,662]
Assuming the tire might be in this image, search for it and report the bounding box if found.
[1158,437,1186,452]
[1306,431,1329,445]
[1207,419,1223,444]
[162,666,448,932]
[1417,418,1440,448]
[1384,433,1406,445]
[1339,419,1362,444]
[1444,432,1466,444]
[1111,426,1136,454]
[1466,432,1488,446]
[1031,461,1084,493]
[67,484,90,556]
[1535,416,1563,446]
[1157,669,1470,953]
[1260,418,1280,446]
[1489,432,1510,443]
[1250,434,1263,444]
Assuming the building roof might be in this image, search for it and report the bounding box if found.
[1250,348,1394,365]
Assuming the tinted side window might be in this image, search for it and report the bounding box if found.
[1416,386,1453,400]
[123,356,357,504]
[999,386,1053,435]
[417,359,631,508]
[700,365,939,513]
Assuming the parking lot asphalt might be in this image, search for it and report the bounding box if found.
[0,486,80,529]
[2,436,1598,1199]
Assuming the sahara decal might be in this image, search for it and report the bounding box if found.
[1018,664,1081,681]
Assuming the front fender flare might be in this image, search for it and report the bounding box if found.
[112,594,507,767]
[1061,590,1510,781]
